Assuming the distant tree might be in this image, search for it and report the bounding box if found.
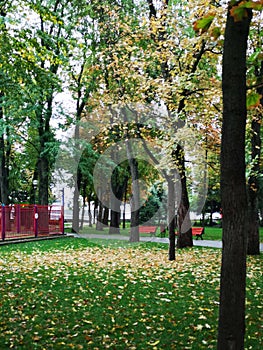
[139,181,166,224]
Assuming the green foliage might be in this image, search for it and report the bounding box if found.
[193,15,215,33]
[139,181,167,224]
[247,91,262,109]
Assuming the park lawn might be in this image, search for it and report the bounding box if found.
[76,225,263,242]
[0,238,262,349]
[202,226,263,242]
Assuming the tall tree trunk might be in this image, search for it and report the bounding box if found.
[96,199,104,231]
[126,143,140,242]
[247,61,262,255]
[38,155,49,205]
[88,199,93,227]
[36,87,54,206]
[80,184,87,230]
[72,105,82,233]
[168,175,176,260]
[37,106,50,206]
[72,166,81,233]
[217,5,252,350]
[174,145,193,248]
[122,184,128,229]
[109,168,121,234]
[109,174,128,234]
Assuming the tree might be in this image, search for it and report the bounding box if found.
[217,2,252,348]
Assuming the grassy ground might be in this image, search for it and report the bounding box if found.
[72,225,263,242]
[0,238,262,349]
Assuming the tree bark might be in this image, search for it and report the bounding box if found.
[72,167,81,233]
[109,167,122,234]
[126,142,140,242]
[102,206,109,226]
[87,199,93,227]
[96,198,104,231]
[174,145,193,248]
[168,175,176,260]
[217,4,252,350]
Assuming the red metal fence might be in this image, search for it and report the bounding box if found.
[0,204,64,241]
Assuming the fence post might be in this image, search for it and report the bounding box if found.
[34,205,38,237]
[16,204,21,234]
[60,205,65,234]
[1,205,5,241]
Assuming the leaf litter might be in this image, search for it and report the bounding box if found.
[0,239,261,349]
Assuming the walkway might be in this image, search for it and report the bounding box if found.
[76,233,263,252]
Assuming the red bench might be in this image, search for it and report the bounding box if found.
[139,225,158,237]
[192,227,204,239]
[175,227,204,240]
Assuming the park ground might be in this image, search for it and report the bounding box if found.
[0,236,262,349]
[70,225,263,243]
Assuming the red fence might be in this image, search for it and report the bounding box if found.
[0,204,64,241]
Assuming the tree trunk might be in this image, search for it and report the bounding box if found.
[96,199,104,231]
[109,170,121,234]
[36,92,54,206]
[38,156,49,205]
[174,145,193,248]
[102,206,109,226]
[217,5,252,350]
[88,199,93,227]
[109,210,120,234]
[80,190,86,230]
[72,166,81,233]
[126,145,140,242]
[168,176,176,260]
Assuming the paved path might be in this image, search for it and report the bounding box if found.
[76,233,263,252]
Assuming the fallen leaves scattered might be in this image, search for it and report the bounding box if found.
[0,238,261,349]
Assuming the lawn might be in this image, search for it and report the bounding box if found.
[75,225,263,242]
[0,238,262,349]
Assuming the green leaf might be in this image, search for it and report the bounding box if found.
[230,1,263,22]
[230,6,248,22]
[244,1,263,11]
[193,15,214,33]
[246,92,262,109]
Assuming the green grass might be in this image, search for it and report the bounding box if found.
[0,238,262,349]
[75,224,263,242]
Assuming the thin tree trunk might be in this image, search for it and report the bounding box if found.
[80,189,86,230]
[88,200,92,227]
[96,199,104,231]
[126,142,140,242]
[217,5,252,349]
[168,176,176,260]
[109,177,121,234]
